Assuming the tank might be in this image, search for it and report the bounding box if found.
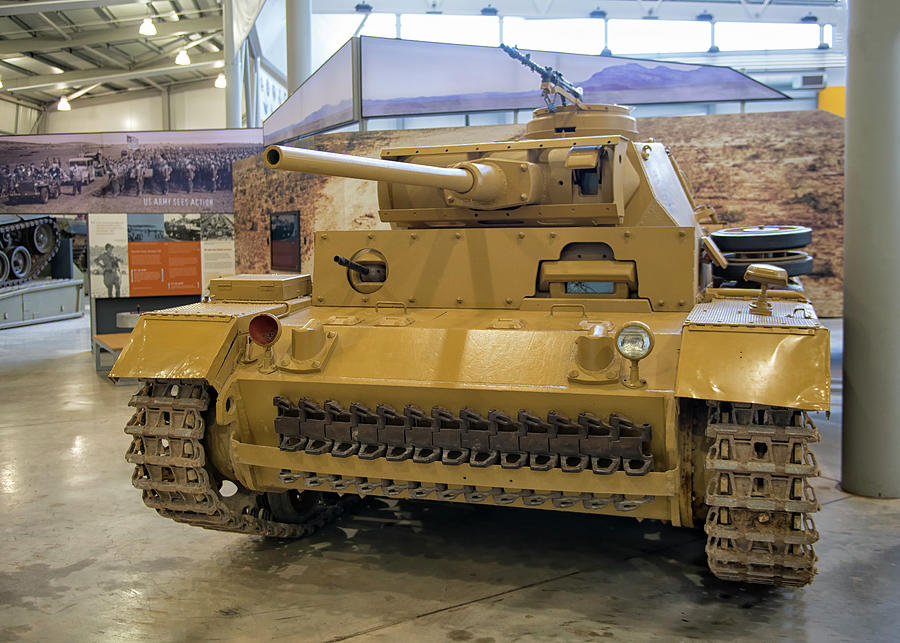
[0,215,61,288]
[111,50,829,587]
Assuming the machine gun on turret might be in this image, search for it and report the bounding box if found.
[500,43,585,111]
[333,255,370,276]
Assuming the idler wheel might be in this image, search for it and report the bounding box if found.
[33,222,55,254]
[9,246,32,278]
[711,225,812,252]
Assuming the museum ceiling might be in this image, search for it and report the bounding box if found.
[0,0,845,113]
[0,0,224,110]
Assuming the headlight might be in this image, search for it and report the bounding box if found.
[615,322,654,360]
[248,313,282,346]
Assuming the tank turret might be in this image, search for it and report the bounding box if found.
[263,53,704,312]
[265,111,676,230]
[263,49,690,230]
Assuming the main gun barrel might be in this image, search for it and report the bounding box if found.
[265,145,475,194]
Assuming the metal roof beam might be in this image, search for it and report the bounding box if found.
[0,1,151,17]
[36,12,71,40]
[82,45,129,69]
[6,14,39,38]
[0,16,222,57]
[1,52,222,91]
[0,92,43,110]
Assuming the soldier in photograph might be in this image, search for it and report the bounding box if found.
[161,162,172,194]
[185,162,195,193]
[108,163,121,197]
[0,166,11,198]
[208,160,218,192]
[94,243,122,298]
[71,164,83,195]
[135,162,145,196]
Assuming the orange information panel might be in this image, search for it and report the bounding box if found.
[128,241,202,296]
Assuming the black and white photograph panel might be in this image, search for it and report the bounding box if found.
[0,129,262,214]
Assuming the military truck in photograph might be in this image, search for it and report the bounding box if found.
[64,157,98,184]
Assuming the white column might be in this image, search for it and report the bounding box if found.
[161,87,170,130]
[286,0,312,93]
[842,0,900,498]
[223,0,243,129]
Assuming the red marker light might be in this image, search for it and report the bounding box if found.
[248,313,281,346]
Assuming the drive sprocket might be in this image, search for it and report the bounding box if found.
[124,379,353,538]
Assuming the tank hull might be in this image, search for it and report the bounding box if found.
[113,276,828,551]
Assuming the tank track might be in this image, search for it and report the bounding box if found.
[124,379,351,538]
[704,401,821,586]
[273,397,654,476]
[277,468,655,512]
[0,216,60,288]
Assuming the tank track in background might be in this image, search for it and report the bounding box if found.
[704,401,821,587]
[0,216,60,288]
[124,379,351,538]
[274,397,654,476]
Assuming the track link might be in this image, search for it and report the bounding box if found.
[274,396,655,476]
[124,379,351,538]
[277,468,656,512]
[704,402,821,586]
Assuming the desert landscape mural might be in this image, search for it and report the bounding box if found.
[233,109,843,316]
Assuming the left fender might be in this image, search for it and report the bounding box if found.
[109,301,291,387]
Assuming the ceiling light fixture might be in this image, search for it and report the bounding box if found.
[138,17,157,36]
[215,73,227,88]
[57,96,71,111]
[696,12,714,22]
[589,9,607,19]
[481,5,498,16]
[354,2,372,12]
[801,14,818,24]
[175,49,191,65]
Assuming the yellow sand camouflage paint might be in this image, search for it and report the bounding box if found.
[113,96,829,587]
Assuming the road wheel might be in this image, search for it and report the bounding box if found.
[266,490,333,525]
[33,222,56,254]
[713,250,813,281]
[0,251,9,283]
[711,225,811,252]
[39,187,49,203]
[10,246,32,279]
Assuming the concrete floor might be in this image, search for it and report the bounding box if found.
[1,314,897,642]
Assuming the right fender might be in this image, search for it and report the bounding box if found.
[675,324,830,411]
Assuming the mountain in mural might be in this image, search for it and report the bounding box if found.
[362,61,780,118]
[578,63,759,95]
